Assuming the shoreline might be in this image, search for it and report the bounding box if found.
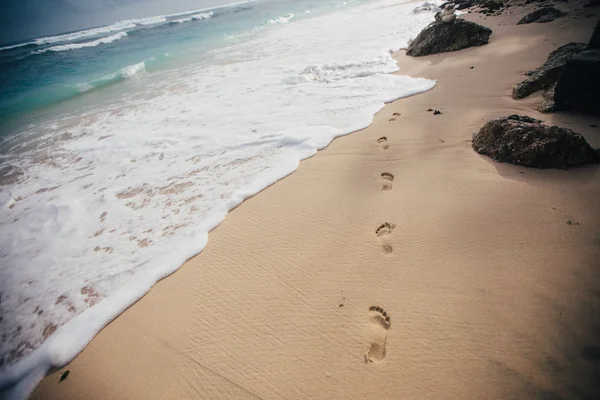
[0,1,434,393]
[29,2,600,399]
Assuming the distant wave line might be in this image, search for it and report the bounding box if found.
[0,0,255,53]
[31,32,129,54]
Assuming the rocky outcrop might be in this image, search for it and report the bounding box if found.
[554,50,600,114]
[479,0,504,15]
[589,18,600,49]
[517,7,567,24]
[537,82,557,113]
[456,0,474,10]
[406,19,492,57]
[549,20,600,114]
[453,0,505,13]
[472,115,600,169]
[512,42,586,99]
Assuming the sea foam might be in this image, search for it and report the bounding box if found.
[266,13,295,25]
[0,0,435,397]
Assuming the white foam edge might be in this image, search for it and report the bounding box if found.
[0,70,435,399]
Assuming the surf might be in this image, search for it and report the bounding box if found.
[0,1,438,398]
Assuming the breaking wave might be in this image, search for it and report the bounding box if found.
[31,32,128,54]
[171,11,214,24]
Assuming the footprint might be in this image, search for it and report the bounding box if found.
[381,244,393,255]
[366,306,391,363]
[381,172,394,191]
[388,114,400,122]
[375,222,395,237]
[377,136,389,150]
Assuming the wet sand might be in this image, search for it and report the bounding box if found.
[32,2,600,399]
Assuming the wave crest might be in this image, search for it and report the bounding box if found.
[171,11,214,24]
[32,32,128,54]
[76,60,147,95]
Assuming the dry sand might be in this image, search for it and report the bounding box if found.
[32,2,600,399]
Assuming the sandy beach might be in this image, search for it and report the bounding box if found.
[31,2,600,399]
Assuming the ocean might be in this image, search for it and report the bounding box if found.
[0,0,436,396]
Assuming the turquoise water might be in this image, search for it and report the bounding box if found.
[0,0,369,133]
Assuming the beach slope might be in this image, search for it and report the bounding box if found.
[32,3,600,399]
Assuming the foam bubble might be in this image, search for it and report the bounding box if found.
[266,13,295,25]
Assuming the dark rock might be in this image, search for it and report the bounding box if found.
[60,370,70,383]
[456,1,474,10]
[480,0,504,12]
[537,100,556,112]
[406,19,492,56]
[512,42,586,99]
[537,82,557,112]
[554,50,600,114]
[584,0,600,7]
[433,110,443,115]
[517,7,567,24]
[454,0,498,10]
[589,19,600,49]
[543,82,556,100]
[472,115,599,169]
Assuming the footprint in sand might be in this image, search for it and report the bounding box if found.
[375,222,395,237]
[377,136,389,150]
[376,223,395,253]
[381,172,394,191]
[388,112,401,122]
[366,306,391,363]
[380,244,393,255]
